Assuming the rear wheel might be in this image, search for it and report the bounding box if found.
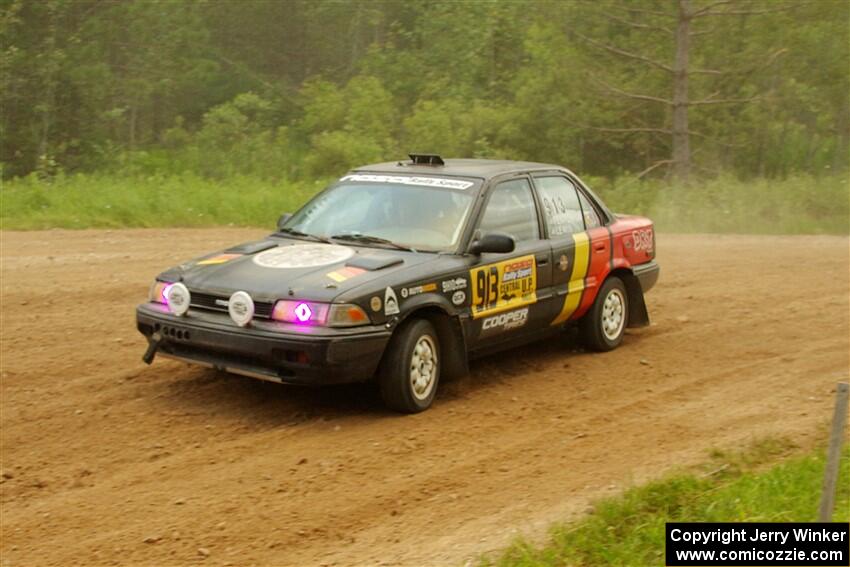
[580,276,628,352]
[378,319,440,413]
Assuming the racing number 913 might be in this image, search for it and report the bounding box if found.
[470,255,537,318]
[475,266,500,313]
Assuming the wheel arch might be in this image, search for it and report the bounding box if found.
[396,303,469,380]
[608,267,650,328]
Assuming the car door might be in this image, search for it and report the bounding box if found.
[532,174,612,326]
[466,176,553,347]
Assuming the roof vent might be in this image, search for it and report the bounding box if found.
[408,153,444,166]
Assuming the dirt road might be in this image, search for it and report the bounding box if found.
[1,230,848,566]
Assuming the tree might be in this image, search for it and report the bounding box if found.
[577,0,790,181]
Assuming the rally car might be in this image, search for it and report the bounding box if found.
[137,154,659,413]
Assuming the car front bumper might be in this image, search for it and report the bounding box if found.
[136,303,392,385]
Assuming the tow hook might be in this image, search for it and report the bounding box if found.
[142,332,162,365]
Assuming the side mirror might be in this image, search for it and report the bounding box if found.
[277,213,292,230]
[469,232,516,255]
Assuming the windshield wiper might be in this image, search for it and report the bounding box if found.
[277,227,332,244]
[330,233,416,252]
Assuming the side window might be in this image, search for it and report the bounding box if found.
[478,178,539,242]
[577,190,602,229]
[535,176,584,236]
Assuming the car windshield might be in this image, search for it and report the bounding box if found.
[282,175,480,252]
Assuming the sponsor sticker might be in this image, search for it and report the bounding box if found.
[326,266,366,283]
[470,255,537,319]
[452,290,466,306]
[253,244,354,269]
[400,282,437,298]
[384,287,400,316]
[441,277,468,293]
[340,174,474,191]
[482,307,529,333]
[632,228,654,253]
[196,253,242,266]
[370,296,382,312]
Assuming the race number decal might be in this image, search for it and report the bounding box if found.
[469,255,537,319]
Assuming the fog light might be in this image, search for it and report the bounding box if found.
[165,283,190,316]
[228,291,254,327]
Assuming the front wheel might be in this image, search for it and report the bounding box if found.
[580,276,628,352]
[378,319,440,413]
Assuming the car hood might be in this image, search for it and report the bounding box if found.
[165,237,438,303]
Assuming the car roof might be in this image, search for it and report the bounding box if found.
[353,158,567,180]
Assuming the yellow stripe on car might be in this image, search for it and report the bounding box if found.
[552,232,590,325]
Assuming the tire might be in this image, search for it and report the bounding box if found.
[378,319,440,413]
[580,276,629,352]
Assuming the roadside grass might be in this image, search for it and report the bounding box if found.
[0,173,325,230]
[1,172,848,234]
[481,438,850,567]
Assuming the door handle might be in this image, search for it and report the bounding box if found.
[594,243,607,253]
[537,257,549,266]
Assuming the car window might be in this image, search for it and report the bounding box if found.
[577,190,602,229]
[478,178,539,242]
[535,176,585,236]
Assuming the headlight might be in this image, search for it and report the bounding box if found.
[271,300,369,327]
[149,281,171,304]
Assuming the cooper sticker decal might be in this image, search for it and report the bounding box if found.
[482,307,529,333]
[197,253,242,266]
[470,255,537,319]
[441,277,467,293]
[253,244,354,269]
[370,296,382,312]
[401,283,437,298]
[384,287,400,316]
[326,266,366,283]
[340,174,474,191]
[452,290,466,306]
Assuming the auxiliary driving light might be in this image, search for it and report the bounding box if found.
[228,291,254,327]
[165,282,191,316]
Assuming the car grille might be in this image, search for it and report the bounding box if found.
[189,291,275,319]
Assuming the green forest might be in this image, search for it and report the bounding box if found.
[1,0,848,232]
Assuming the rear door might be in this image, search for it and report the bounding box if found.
[531,174,612,326]
[466,176,553,347]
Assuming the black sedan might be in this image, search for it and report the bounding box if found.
[137,155,658,412]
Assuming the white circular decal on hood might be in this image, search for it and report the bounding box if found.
[252,244,354,269]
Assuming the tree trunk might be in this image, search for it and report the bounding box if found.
[672,0,691,182]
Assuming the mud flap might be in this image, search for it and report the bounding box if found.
[142,332,162,365]
[624,275,650,328]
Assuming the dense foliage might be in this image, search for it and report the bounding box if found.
[2,0,848,182]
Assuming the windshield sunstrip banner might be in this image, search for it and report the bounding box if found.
[340,174,475,190]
